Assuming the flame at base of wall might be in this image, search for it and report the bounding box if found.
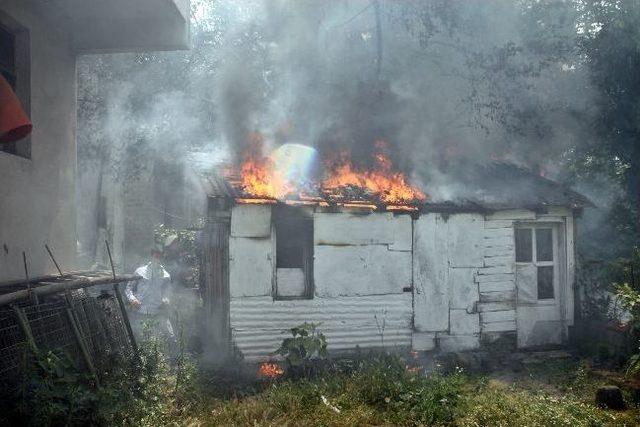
[257,362,284,378]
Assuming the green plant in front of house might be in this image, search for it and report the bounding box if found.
[275,322,328,377]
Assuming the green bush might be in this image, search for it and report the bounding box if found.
[343,353,465,425]
[275,322,328,377]
[15,350,98,426]
[457,383,619,427]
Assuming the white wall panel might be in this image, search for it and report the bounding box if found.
[231,204,272,238]
[448,268,478,310]
[450,309,480,335]
[276,268,305,297]
[447,214,484,267]
[413,214,449,332]
[314,245,412,296]
[229,236,273,297]
[389,214,413,251]
[314,212,401,246]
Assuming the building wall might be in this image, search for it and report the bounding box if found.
[0,2,191,281]
[413,208,575,352]
[226,204,576,359]
[412,213,485,352]
[228,206,413,359]
[0,3,77,281]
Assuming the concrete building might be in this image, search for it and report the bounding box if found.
[0,1,190,281]
[201,162,590,358]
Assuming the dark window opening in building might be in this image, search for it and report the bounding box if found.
[275,207,313,299]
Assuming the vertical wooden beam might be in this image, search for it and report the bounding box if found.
[13,306,37,354]
[105,239,140,359]
[65,295,99,386]
[566,214,576,326]
[113,283,139,358]
[201,196,231,365]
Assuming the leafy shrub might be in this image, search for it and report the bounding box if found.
[6,324,206,427]
[614,251,640,376]
[14,350,98,426]
[457,383,619,427]
[275,322,328,377]
[343,352,465,425]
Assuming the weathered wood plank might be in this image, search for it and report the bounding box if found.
[482,321,517,332]
[479,290,516,303]
[485,209,536,221]
[480,309,516,323]
[475,273,515,283]
[477,302,515,312]
[478,280,515,293]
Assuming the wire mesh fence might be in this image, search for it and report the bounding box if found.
[0,283,135,390]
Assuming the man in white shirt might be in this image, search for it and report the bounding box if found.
[126,248,174,339]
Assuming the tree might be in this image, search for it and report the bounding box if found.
[578,0,640,249]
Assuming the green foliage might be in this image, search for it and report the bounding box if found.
[275,322,328,377]
[16,350,98,426]
[611,249,640,376]
[12,346,640,426]
[570,0,640,258]
[457,384,619,427]
[205,352,467,426]
[342,353,465,425]
[9,329,206,427]
[204,353,640,426]
[154,223,201,289]
[154,223,200,265]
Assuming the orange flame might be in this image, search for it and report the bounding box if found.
[322,141,426,205]
[239,133,292,199]
[257,362,284,378]
[235,136,426,206]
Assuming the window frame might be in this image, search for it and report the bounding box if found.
[515,224,559,302]
[273,207,314,300]
[0,12,31,159]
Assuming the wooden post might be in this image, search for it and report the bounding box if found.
[105,240,139,359]
[200,196,232,365]
[113,283,139,358]
[22,252,38,305]
[65,295,100,386]
[13,306,37,355]
[45,244,64,276]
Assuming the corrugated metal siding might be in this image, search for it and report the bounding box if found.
[230,294,412,359]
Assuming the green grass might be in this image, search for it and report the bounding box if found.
[10,344,640,426]
[197,368,636,426]
[187,356,640,427]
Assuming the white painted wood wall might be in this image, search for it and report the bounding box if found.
[226,204,576,359]
[229,207,413,359]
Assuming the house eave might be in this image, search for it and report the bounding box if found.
[26,0,190,53]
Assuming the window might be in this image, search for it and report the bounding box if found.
[515,226,556,300]
[274,207,313,299]
[515,228,532,262]
[0,15,30,158]
[0,25,15,87]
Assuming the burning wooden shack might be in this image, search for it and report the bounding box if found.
[199,142,590,360]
